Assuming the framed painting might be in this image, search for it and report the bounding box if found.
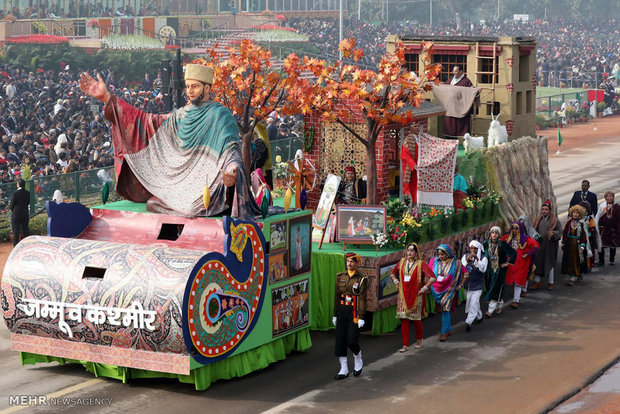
[336,205,387,243]
[269,220,287,252]
[288,215,312,277]
[271,278,310,337]
[377,262,399,301]
[268,250,288,283]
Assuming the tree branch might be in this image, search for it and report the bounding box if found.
[242,71,256,130]
[336,118,368,148]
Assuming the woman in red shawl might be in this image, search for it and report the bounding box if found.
[503,221,539,309]
[390,243,436,352]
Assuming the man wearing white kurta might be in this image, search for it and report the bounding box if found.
[461,240,488,330]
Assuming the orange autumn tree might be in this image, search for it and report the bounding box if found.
[292,38,441,204]
[196,39,306,173]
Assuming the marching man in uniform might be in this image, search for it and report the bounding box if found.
[333,252,368,380]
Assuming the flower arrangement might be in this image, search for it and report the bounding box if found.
[370,232,389,248]
[103,35,164,50]
[254,29,309,43]
[371,198,423,248]
[486,190,501,205]
[428,207,441,218]
[32,21,48,34]
[272,155,289,180]
[271,186,287,198]
[5,34,69,44]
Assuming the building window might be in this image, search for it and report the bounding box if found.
[404,53,419,75]
[478,57,499,84]
[516,92,523,115]
[519,53,530,82]
[432,55,467,83]
[526,90,532,113]
[73,21,85,37]
[486,101,500,116]
[219,0,231,12]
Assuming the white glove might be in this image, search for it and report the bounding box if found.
[332,317,337,326]
[357,319,365,329]
[392,278,399,285]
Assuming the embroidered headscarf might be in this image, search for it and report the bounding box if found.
[490,226,502,235]
[436,244,454,258]
[506,221,530,248]
[406,242,420,256]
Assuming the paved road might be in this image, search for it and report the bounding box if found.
[1,129,620,413]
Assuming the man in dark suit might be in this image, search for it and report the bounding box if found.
[568,180,598,213]
[9,179,30,246]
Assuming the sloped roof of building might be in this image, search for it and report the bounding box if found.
[406,100,446,118]
[399,34,535,43]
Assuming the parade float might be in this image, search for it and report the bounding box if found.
[1,200,313,390]
[0,35,554,389]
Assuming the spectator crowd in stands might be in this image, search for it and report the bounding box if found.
[0,64,172,185]
[288,17,620,88]
[0,3,166,19]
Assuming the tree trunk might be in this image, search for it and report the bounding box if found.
[365,131,378,205]
[240,128,253,174]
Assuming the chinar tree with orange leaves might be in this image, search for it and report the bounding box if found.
[195,39,307,173]
[291,38,441,205]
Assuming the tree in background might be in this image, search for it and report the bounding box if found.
[199,39,306,173]
[292,38,441,204]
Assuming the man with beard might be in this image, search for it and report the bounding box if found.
[531,200,562,290]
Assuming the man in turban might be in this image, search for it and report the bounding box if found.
[333,252,367,380]
[79,64,259,219]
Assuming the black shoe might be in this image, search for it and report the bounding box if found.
[466,323,472,332]
[353,369,362,377]
[474,318,483,325]
[335,373,349,380]
[610,262,615,266]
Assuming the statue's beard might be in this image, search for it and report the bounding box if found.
[190,90,204,106]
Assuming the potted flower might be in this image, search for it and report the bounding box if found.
[463,197,475,228]
[597,102,606,117]
[565,108,577,124]
[535,114,548,131]
[272,155,289,188]
[427,208,443,239]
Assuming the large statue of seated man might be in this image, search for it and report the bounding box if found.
[79,64,260,219]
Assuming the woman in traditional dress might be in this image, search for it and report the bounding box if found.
[503,221,539,309]
[390,243,436,352]
[429,244,468,342]
[562,205,587,286]
[595,191,620,266]
[484,226,516,317]
[295,226,303,270]
[347,216,355,236]
[578,201,597,273]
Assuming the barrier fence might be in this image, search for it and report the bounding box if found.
[537,70,617,89]
[535,91,587,116]
[0,167,116,219]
